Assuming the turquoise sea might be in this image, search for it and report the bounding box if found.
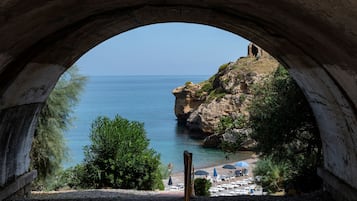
[64,75,252,172]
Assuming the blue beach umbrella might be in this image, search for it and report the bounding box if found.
[222,164,236,169]
[235,161,249,168]
[195,170,209,176]
[213,168,218,177]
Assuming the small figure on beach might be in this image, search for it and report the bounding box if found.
[168,162,173,175]
[168,176,173,186]
[243,168,248,176]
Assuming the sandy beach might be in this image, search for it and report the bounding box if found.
[163,154,259,190]
[29,154,329,200]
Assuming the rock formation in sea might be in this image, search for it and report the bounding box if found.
[172,43,279,149]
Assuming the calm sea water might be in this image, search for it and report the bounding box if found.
[64,75,252,172]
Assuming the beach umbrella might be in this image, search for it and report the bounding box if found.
[222,164,236,169]
[194,170,209,176]
[235,161,249,168]
[213,168,218,177]
[168,176,173,186]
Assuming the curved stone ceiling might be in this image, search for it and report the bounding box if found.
[0,1,356,200]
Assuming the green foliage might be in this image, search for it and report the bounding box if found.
[194,63,233,100]
[201,82,213,92]
[238,94,247,103]
[194,178,212,196]
[195,82,228,101]
[195,81,213,98]
[207,88,226,101]
[216,116,235,134]
[159,164,170,179]
[219,134,248,153]
[40,166,85,191]
[59,165,86,189]
[216,115,247,134]
[30,65,87,190]
[249,65,322,192]
[72,115,163,190]
[216,114,248,153]
[185,81,193,87]
[253,157,292,193]
[218,63,229,72]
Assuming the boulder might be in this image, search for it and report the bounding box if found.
[172,83,204,123]
[186,94,242,133]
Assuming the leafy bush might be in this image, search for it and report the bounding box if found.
[216,115,247,134]
[194,178,211,196]
[253,157,292,193]
[195,81,213,98]
[216,116,234,134]
[63,164,99,189]
[71,115,163,190]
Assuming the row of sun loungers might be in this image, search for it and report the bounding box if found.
[165,175,265,197]
[209,177,264,196]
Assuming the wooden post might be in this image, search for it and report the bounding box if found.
[191,165,195,197]
[184,151,193,201]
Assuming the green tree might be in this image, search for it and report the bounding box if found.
[30,66,87,189]
[249,65,322,192]
[73,115,163,190]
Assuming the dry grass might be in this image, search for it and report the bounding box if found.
[234,57,279,75]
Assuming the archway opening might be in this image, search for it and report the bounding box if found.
[1,2,356,200]
[30,22,323,197]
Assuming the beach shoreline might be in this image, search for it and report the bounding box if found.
[30,155,260,199]
[163,154,259,189]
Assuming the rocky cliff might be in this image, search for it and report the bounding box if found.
[172,44,279,149]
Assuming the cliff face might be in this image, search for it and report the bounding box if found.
[172,45,279,148]
[172,83,204,124]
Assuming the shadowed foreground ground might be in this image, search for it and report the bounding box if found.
[11,189,332,201]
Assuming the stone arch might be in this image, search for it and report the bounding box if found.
[0,1,357,200]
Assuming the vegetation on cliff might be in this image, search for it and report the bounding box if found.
[30,66,87,190]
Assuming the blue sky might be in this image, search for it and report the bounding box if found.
[76,22,250,76]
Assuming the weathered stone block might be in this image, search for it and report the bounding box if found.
[0,170,37,201]
[0,104,42,187]
[318,168,357,201]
